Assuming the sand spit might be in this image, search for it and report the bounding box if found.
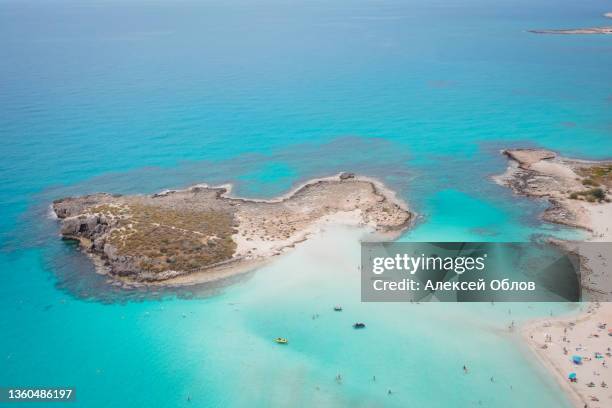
[497,149,612,408]
[52,173,412,287]
[529,13,612,35]
[529,27,612,35]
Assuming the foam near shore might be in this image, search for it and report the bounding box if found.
[51,173,413,287]
[497,148,612,407]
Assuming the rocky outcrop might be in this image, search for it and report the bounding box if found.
[495,148,611,230]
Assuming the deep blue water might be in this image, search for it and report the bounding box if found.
[1,0,611,406]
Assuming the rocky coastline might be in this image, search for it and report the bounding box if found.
[495,148,611,235]
[496,148,612,408]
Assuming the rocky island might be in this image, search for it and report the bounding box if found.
[52,174,412,287]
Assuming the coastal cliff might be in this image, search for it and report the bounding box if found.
[52,174,412,286]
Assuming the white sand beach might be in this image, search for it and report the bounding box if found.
[523,302,612,408]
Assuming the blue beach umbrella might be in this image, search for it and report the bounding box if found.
[572,355,582,364]
[568,372,577,380]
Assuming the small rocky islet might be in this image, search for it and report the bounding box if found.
[52,173,412,287]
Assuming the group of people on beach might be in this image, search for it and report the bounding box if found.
[545,311,610,407]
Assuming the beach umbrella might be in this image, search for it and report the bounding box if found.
[572,355,582,364]
[568,372,577,380]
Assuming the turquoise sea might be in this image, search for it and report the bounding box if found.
[1,0,611,406]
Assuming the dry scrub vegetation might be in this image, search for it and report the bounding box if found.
[569,164,612,203]
[93,203,237,273]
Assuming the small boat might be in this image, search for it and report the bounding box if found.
[334,305,343,311]
[275,337,288,344]
[353,322,366,329]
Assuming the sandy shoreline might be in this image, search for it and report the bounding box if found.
[522,303,611,408]
[497,149,612,407]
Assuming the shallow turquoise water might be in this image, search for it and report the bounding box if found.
[1,0,611,406]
